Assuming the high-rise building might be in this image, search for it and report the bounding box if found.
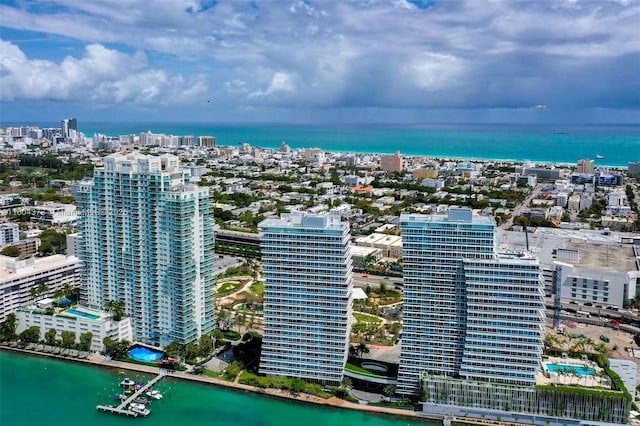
[629,161,640,178]
[577,158,595,174]
[380,150,403,173]
[397,208,545,395]
[74,152,215,346]
[61,118,77,139]
[259,212,353,386]
[197,136,216,148]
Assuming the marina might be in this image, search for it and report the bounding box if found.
[96,372,166,418]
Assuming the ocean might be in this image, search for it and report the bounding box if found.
[78,122,639,167]
[0,350,432,426]
[8,122,638,167]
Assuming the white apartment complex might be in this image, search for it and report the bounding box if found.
[259,212,353,386]
[16,305,133,351]
[0,254,80,321]
[74,152,215,346]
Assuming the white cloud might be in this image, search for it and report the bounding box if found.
[250,72,295,98]
[0,0,638,113]
[0,40,207,105]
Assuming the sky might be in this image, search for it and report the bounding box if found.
[1,0,639,124]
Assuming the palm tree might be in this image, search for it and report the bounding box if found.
[29,287,39,302]
[35,282,49,301]
[105,300,126,321]
[53,288,65,301]
[357,342,369,359]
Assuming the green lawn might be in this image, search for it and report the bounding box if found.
[217,281,242,295]
[249,281,264,296]
[344,362,386,378]
[203,369,223,379]
[353,312,383,324]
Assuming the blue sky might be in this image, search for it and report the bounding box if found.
[1,0,639,124]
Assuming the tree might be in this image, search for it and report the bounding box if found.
[53,288,65,301]
[44,328,57,346]
[199,334,213,357]
[383,384,396,397]
[348,345,358,358]
[0,245,20,257]
[357,342,370,359]
[223,317,235,331]
[341,377,353,391]
[63,283,79,301]
[60,331,76,350]
[290,378,306,394]
[78,332,93,352]
[105,300,126,321]
[29,287,40,301]
[102,337,130,359]
[163,340,182,358]
[18,326,41,343]
[0,313,18,341]
[35,282,49,300]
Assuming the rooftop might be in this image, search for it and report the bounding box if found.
[0,254,79,280]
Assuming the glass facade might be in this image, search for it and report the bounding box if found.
[397,208,544,395]
[259,213,353,386]
[74,153,215,346]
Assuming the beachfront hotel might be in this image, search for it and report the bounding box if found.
[258,212,353,386]
[74,152,215,346]
[397,208,545,395]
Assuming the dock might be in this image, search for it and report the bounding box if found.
[96,371,166,417]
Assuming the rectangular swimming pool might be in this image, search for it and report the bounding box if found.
[546,363,596,376]
[65,309,100,320]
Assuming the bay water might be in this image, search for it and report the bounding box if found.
[0,350,433,426]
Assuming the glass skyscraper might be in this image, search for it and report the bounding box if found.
[259,212,353,386]
[397,208,544,395]
[74,152,215,346]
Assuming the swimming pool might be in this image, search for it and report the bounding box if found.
[547,363,596,376]
[129,346,163,363]
[65,309,100,320]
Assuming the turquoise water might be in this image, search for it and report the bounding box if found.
[129,346,163,362]
[66,308,100,320]
[75,123,638,167]
[0,351,433,426]
[546,364,596,376]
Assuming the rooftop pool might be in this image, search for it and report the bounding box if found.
[65,308,100,320]
[546,363,596,376]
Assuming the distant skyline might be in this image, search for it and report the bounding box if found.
[1,0,639,124]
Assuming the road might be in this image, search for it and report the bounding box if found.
[353,274,403,289]
[500,183,544,229]
[215,255,243,274]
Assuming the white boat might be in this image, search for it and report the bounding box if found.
[146,389,163,400]
[129,402,151,416]
[596,154,604,159]
[120,378,136,387]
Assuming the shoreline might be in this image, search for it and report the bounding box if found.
[0,345,440,424]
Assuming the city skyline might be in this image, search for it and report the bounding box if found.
[1,1,639,124]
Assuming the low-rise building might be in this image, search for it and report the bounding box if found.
[0,223,20,247]
[30,202,77,224]
[555,242,639,308]
[16,305,133,351]
[354,232,403,258]
[0,254,80,321]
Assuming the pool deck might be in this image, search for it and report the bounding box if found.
[537,356,610,388]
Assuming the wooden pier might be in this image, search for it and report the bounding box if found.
[96,371,166,417]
